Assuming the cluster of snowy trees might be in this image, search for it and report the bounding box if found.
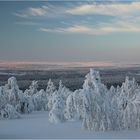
[1,68,140,131]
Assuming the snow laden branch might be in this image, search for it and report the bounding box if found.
[1,69,140,131]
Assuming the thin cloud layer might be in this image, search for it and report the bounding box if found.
[66,2,140,16]
[14,6,49,17]
[39,22,140,35]
[14,1,140,35]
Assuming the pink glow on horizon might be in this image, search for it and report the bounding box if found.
[0,60,114,67]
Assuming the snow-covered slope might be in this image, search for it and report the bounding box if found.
[0,111,140,139]
[1,68,140,138]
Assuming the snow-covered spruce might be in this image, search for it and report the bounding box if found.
[49,93,65,123]
[1,69,140,131]
[116,77,140,130]
[32,89,48,111]
[46,79,56,97]
[0,77,34,118]
[65,93,77,120]
[65,69,140,131]
[48,80,70,123]
[81,69,112,131]
[46,79,56,111]
[0,86,20,119]
[25,80,38,96]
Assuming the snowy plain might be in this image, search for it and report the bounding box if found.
[0,111,140,139]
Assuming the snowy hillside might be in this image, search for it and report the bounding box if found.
[1,111,140,139]
[0,68,140,138]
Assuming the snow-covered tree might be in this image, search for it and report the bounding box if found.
[65,93,76,120]
[1,77,34,115]
[117,77,140,130]
[108,86,120,130]
[6,76,19,90]
[16,94,34,114]
[81,69,111,131]
[47,91,57,111]
[45,79,56,110]
[46,79,56,97]
[0,87,7,110]
[0,86,20,119]
[39,89,48,111]
[49,80,73,122]
[57,80,71,100]
[65,89,84,120]
[48,80,71,111]
[25,81,38,96]
[74,90,85,119]
[5,77,20,102]
[1,68,140,131]
[6,77,21,107]
[0,104,20,119]
[32,89,48,111]
[49,93,65,123]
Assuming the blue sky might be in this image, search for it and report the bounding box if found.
[1,0,140,65]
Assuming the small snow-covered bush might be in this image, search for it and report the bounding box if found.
[0,104,20,119]
[16,94,34,113]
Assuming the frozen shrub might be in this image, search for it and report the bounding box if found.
[0,104,20,119]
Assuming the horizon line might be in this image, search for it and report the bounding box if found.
[0,60,140,67]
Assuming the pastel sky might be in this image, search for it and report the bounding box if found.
[1,0,140,64]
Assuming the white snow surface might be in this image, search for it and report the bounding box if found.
[0,111,140,139]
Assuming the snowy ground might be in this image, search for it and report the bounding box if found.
[0,111,140,139]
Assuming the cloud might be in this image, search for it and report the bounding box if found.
[14,5,49,18]
[39,20,140,35]
[15,21,41,26]
[14,3,67,18]
[14,1,140,19]
[66,2,140,17]
[15,1,140,35]
[39,25,100,34]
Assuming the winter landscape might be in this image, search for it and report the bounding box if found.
[1,0,140,139]
[1,67,140,139]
